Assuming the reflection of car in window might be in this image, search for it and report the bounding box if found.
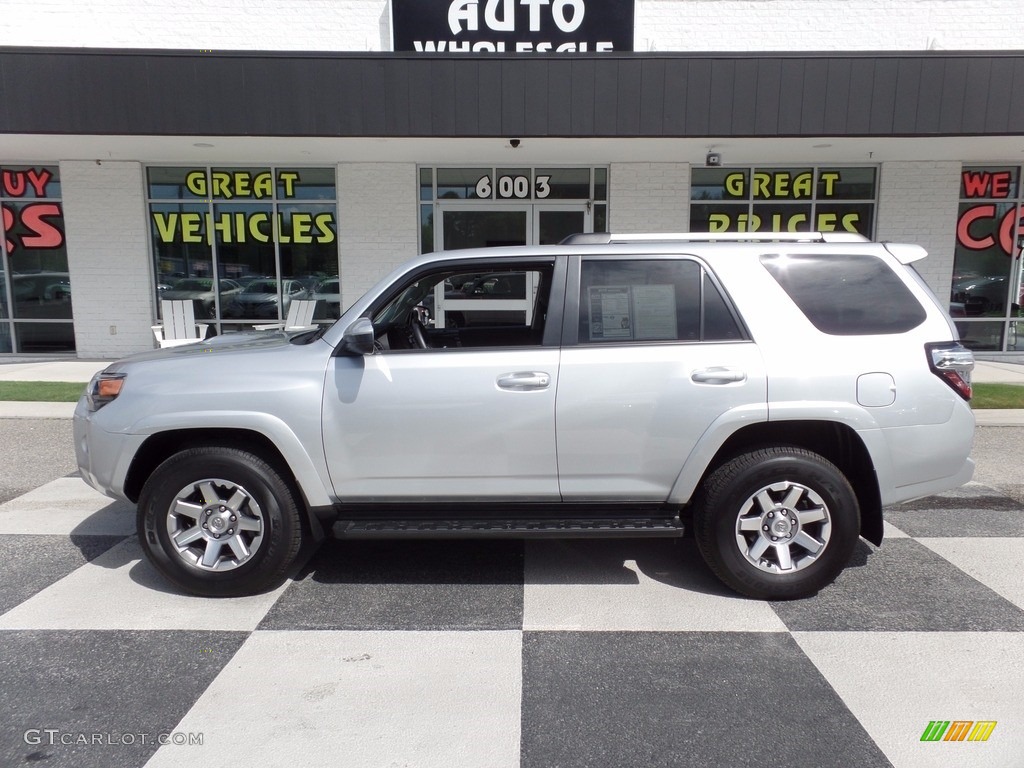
[312,277,342,320]
[951,275,1010,316]
[161,277,242,318]
[12,272,72,303]
[224,279,309,319]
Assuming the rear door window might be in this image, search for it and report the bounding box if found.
[577,258,744,343]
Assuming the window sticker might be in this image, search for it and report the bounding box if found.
[634,285,677,340]
[588,286,632,340]
[587,284,678,341]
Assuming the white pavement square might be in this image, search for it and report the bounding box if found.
[143,630,523,768]
[794,631,1024,768]
[0,477,134,535]
[919,537,1024,612]
[0,537,287,631]
[523,539,787,632]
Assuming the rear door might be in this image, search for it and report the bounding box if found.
[555,254,768,501]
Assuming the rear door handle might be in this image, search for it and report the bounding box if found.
[497,371,551,391]
[691,367,747,384]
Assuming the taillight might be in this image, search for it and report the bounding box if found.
[926,342,974,401]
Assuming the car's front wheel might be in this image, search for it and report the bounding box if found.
[692,447,860,600]
[138,446,303,597]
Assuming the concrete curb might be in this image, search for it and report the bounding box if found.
[972,409,1024,427]
[0,402,78,419]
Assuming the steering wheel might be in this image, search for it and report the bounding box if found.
[408,312,429,349]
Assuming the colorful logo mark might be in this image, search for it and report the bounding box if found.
[921,721,997,742]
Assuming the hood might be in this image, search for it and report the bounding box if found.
[102,330,293,372]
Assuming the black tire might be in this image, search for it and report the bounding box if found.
[137,446,303,597]
[692,447,860,600]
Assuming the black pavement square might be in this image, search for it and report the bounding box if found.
[771,539,1024,631]
[0,534,125,616]
[883,505,1024,537]
[520,631,891,768]
[0,630,247,768]
[259,539,524,630]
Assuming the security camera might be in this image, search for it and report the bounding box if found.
[509,138,521,149]
[706,152,721,167]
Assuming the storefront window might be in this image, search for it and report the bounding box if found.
[0,165,74,353]
[147,167,339,331]
[952,166,1024,352]
[690,166,877,237]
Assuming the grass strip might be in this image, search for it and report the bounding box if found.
[971,382,1024,409]
[0,381,86,402]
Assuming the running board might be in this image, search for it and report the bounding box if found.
[333,516,685,539]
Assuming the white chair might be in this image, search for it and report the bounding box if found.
[254,299,319,331]
[152,300,209,347]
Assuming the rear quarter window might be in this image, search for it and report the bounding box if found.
[760,253,927,335]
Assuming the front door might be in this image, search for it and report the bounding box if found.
[322,256,565,502]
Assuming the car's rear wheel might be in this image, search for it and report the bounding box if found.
[692,447,860,600]
[138,446,303,597]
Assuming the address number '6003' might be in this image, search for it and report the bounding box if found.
[475,174,552,200]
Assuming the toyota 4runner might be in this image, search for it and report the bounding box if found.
[74,232,976,600]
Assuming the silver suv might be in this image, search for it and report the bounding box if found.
[74,232,975,600]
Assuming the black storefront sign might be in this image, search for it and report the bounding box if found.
[392,0,634,53]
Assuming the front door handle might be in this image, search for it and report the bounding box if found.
[691,367,747,384]
[497,371,551,391]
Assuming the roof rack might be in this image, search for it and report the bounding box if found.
[560,232,870,245]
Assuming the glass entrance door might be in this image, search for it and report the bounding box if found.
[437,204,591,251]
[535,206,590,245]
[440,207,528,251]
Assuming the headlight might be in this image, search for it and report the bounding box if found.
[85,372,126,411]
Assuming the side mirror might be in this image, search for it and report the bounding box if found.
[339,317,376,355]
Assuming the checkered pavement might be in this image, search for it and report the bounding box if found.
[1,475,1022,768]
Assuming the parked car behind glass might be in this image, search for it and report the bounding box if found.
[161,277,243,318]
[311,277,342,320]
[224,279,308,319]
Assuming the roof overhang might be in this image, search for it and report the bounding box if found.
[2,47,1023,143]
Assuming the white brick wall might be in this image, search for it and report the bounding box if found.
[61,160,155,357]
[634,0,1024,51]
[609,163,690,233]
[0,0,391,50]
[337,163,419,309]
[876,161,961,296]
[2,0,1019,52]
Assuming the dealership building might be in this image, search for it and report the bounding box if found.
[1,0,1023,359]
